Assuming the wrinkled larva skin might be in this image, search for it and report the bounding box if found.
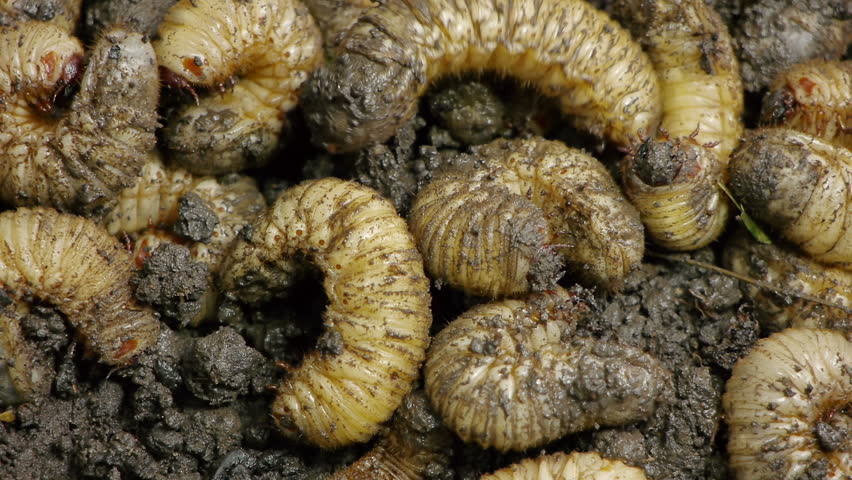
[761,60,852,151]
[425,288,669,452]
[727,128,852,269]
[220,178,433,449]
[303,0,661,153]
[723,328,852,479]
[0,303,53,405]
[0,0,81,31]
[301,0,375,48]
[154,0,323,174]
[327,391,453,480]
[0,24,160,217]
[0,208,160,367]
[722,229,852,335]
[480,451,648,480]
[411,137,644,293]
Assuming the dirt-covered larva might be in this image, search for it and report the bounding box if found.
[0,303,52,405]
[302,0,661,153]
[301,0,375,48]
[480,451,648,480]
[0,23,159,216]
[409,137,644,294]
[154,0,323,175]
[220,178,433,449]
[425,288,668,452]
[83,0,177,38]
[0,0,81,31]
[0,208,160,366]
[727,128,852,269]
[761,60,852,151]
[723,328,852,479]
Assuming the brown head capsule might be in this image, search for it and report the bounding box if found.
[154,0,323,174]
[303,0,661,153]
[0,23,159,216]
[761,60,852,151]
[409,137,644,294]
[480,451,648,480]
[0,208,160,366]
[220,178,432,449]
[425,288,669,452]
[723,328,852,479]
[727,128,852,269]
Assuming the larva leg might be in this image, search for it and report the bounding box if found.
[727,128,852,268]
[425,288,669,452]
[303,0,661,153]
[154,0,323,174]
[723,328,852,479]
[220,178,432,448]
[481,451,647,480]
[0,208,160,366]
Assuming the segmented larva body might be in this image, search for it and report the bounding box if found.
[619,0,742,251]
[480,451,648,480]
[220,178,433,448]
[727,128,852,269]
[0,0,81,31]
[0,303,53,405]
[723,328,852,479]
[0,24,159,216]
[303,0,661,153]
[0,208,160,366]
[154,0,323,174]
[425,288,668,452]
[761,60,852,151]
[410,137,644,293]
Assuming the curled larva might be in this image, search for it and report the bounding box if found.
[326,391,452,480]
[425,288,668,452]
[761,60,852,151]
[303,0,661,153]
[727,128,852,268]
[0,23,159,216]
[722,228,852,335]
[0,303,52,405]
[0,208,160,366]
[723,328,852,479]
[220,178,433,448]
[0,0,81,31]
[480,451,647,480]
[154,0,323,174]
[409,137,644,293]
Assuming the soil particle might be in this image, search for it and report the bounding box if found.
[427,81,508,146]
[210,448,314,480]
[84,0,177,38]
[173,192,220,243]
[19,306,69,353]
[134,243,209,328]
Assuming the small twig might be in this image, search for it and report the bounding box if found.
[647,251,852,315]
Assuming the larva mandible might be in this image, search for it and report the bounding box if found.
[302,0,661,153]
[425,288,668,452]
[0,23,159,216]
[219,178,433,449]
[480,451,647,480]
[326,391,452,480]
[761,60,852,151]
[153,0,323,175]
[0,303,53,405]
[409,137,644,294]
[723,328,852,479]
[0,208,160,367]
[617,0,743,251]
[722,228,852,335]
[727,128,852,269]
[0,0,81,31]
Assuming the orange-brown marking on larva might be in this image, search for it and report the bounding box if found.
[114,339,139,359]
[799,76,817,95]
[182,56,203,77]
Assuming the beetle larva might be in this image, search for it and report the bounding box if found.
[0,0,81,31]
[425,288,668,452]
[722,228,852,335]
[0,208,160,366]
[0,23,159,216]
[727,128,852,269]
[723,328,852,479]
[326,391,452,480]
[301,0,375,48]
[481,451,647,480]
[154,0,323,175]
[761,60,852,151]
[220,178,433,448]
[410,137,644,294]
[0,303,53,405]
[302,0,661,153]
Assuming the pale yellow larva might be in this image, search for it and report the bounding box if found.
[723,328,852,479]
[154,0,323,174]
[480,451,648,480]
[0,0,81,31]
[219,178,432,449]
[0,23,159,216]
[303,0,661,153]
